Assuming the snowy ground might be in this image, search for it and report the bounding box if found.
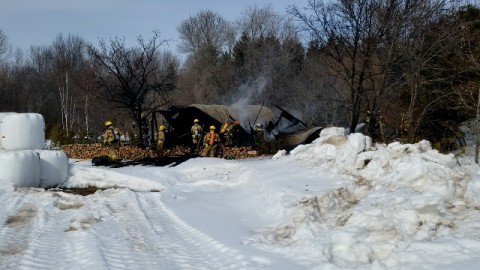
[2,127,480,269]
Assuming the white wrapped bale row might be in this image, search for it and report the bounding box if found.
[0,112,16,149]
[36,150,69,188]
[0,113,45,150]
[0,150,40,187]
[0,150,69,188]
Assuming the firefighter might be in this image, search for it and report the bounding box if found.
[202,125,220,157]
[157,125,166,152]
[253,123,264,141]
[191,119,203,150]
[220,120,240,146]
[103,120,123,160]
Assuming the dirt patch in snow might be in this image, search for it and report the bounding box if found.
[5,206,37,226]
[51,186,102,196]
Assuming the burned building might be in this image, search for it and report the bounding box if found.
[151,104,322,150]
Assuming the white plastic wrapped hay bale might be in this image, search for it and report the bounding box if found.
[0,112,16,123]
[0,113,45,150]
[35,150,69,188]
[0,150,40,187]
[0,112,17,149]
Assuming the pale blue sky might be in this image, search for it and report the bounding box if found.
[1,0,309,56]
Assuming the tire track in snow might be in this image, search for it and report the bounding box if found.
[88,199,141,270]
[98,190,256,269]
[17,210,106,269]
[0,192,107,270]
[15,207,64,270]
[97,191,182,269]
[44,192,131,270]
[135,192,254,269]
[0,190,26,236]
[0,192,38,269]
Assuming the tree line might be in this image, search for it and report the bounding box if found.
[1,1,480,158]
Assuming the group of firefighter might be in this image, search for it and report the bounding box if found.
[102,116,266,159]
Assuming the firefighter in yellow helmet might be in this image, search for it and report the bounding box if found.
[202,125,220,157]
[220,119,240,146]
[191,119,203,150]
[157,125,166,151]
[102,120,123,160]
[253,123,266,155]
[103,120,123,145]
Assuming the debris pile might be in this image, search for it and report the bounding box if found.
[62,144,261,160]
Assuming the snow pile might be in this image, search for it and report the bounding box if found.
[64,163,166,192]
[268,127,467,267]
[277,127,458,194]
[0,113,69,188]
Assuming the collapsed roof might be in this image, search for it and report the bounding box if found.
[158,104,274,131]
[275,127,323,150]
[188,104,275,128]
[154,104,321,148]
[155,104,274,145]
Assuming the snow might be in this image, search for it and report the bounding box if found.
[1,127,480,269]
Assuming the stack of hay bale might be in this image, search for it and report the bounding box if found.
[0,113,69,188]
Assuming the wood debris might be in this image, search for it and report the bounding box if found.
[62,144,263,160]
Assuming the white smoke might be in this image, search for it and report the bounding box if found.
[229,76,268,130]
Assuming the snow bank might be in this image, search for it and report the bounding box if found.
[36,150,69,188]
[0,150,40,187]
[0,113,45,150]
[269,127,465,266]
[465,170,480,207]
[284,128,458,193]
[64,165,165,192]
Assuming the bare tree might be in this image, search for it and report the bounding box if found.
[237,4,296,41]
[51,34,88,136]
[232,6,302,110]
[0,30,11,65]
[391,1,460,143]
[290,0,387,134]
[453,4,480,163]
[0,30,12,111]
[177,10,236,104]
[293,42,347,127]
[24,45,76,126]
[290,0,459,138]
[87,31,179,141]
[177,10,235,54]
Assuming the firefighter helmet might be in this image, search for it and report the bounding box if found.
[159,125,166,131]
[105,120,113,126]
[210,125,216,130]
[194,119,199,123]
